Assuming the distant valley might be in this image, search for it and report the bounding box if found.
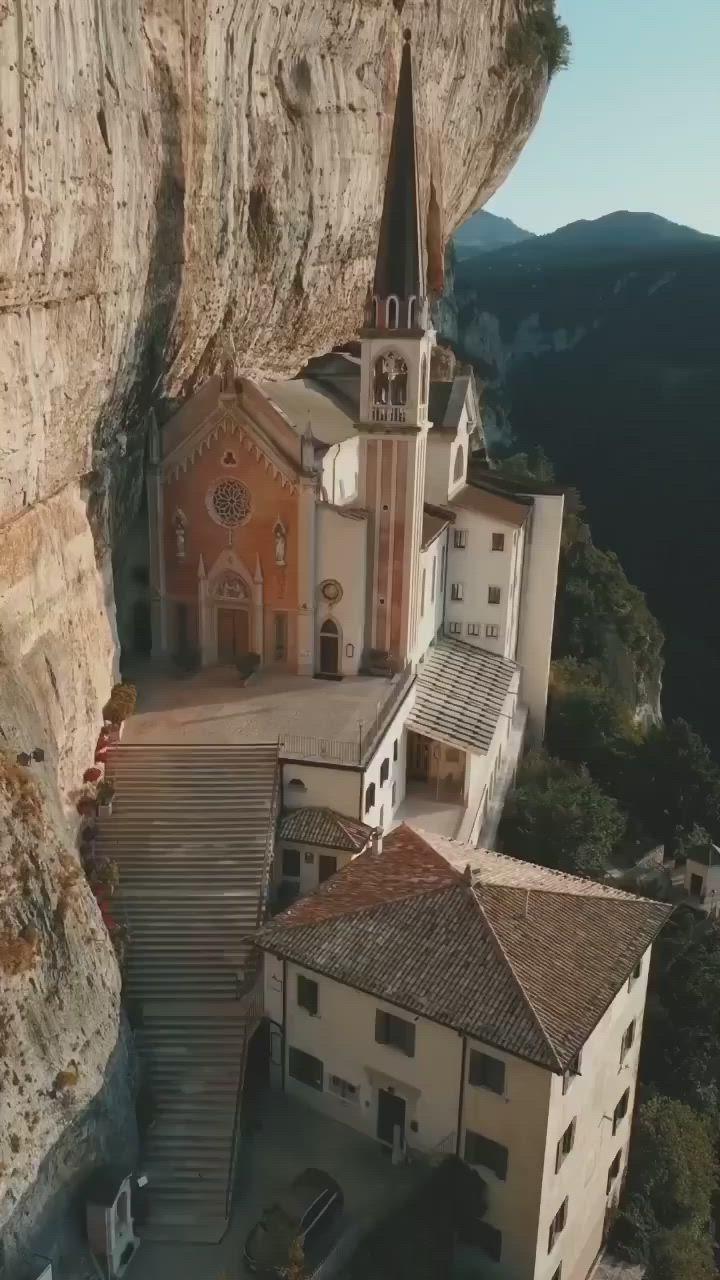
[447,211,720,755]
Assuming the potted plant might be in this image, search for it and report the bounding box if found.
[236,652,261,684]
[83,766,102,784]
[97,778,116,817]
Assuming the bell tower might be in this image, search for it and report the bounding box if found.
[357,30,435,667]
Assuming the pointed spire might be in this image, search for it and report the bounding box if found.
[197,554,206,580]
[373,30,424,306]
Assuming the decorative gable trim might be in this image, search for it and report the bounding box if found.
[164,410,299,494]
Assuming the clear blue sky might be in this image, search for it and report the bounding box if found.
[485,0,720,235]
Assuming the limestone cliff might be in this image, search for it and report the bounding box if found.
[0,0,549,1248]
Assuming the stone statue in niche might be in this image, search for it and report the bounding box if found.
[274,521,287,567]
[172,510,188,560]
[213,571,249,602]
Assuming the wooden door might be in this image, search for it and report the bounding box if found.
[217,608,249,662]
[407,731,430,781]
[318,854,337,884]
[377,1089,406,1146]
[319,620,340,675]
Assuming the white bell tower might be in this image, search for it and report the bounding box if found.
[356,31,435,667]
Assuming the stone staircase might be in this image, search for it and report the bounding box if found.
[96,742,278,1242]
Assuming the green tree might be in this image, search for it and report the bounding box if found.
[499,751,625,876]
[646,1227,717,1280]
[629,719,720,844]
[547,663,638,771]
[616,1096,717,1261]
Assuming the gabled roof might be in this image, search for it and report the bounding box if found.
[373,34,424,302]
[278,807,373,854]
[256,826,671,1072]
[408,637,518,755]
[428,376,472,433]
[421,504,451,549]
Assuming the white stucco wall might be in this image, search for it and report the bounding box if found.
[263,952,463,1151]
[445,509,525,660]
[425,406,472,506]
[685,857,720,914]
[274,838,356,898]
[316,505,367,676]
[320,437,360,505]
[515,492,564,745]
[413,533,445,663]
[281,760,362,818]
[360,690,413,830]
[535,948,652,1280]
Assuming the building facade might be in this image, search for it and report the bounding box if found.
[257,826,671,1280]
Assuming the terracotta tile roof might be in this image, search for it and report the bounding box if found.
[408,637,518,754]
[256,825,671,1071]
[450,482,531,528]
[278,807,373,854]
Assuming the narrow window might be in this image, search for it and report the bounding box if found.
[393,738,399,762]
[420,567,426,617]
[451,583,464,601]
[454,529,468,549]
[380,758,390,784]
[288,1046,323,1091]
[562,1049,582,1095]
[548,1198,568,1253]
[440,545,447,593]
[430,555,436,603]
[485,624,499,639]
[620,1020,636,1064]
[613,1089,630,1135]
[468,1050,505,1095]
[273,611,288,662]
[467,623,480,637]
[606,1149,622,1194]
[448,621,462,635]
[464,1130,508,1181]
[391,781,396,806]
[492,532,505,551]
[628,958,643,990]
[297,974,318,1015]
[555,1119,576,1172]
[488,586,501,605]
[365,782,376,812]
[453,445,465,482]
[282,848,301,878]
[387,296,400,329]
[329,1075,359,1101]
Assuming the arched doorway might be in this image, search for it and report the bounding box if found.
[319,618,340,677]
[213,570,252,663]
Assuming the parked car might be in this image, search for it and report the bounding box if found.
[243,1167,344,1275]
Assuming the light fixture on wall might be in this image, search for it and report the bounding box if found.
[345,643,354,658]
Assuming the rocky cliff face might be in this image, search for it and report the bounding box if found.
[0,0,547,1249]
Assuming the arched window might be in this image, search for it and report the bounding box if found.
[420,355,428,406]
[453,445,465,482]
[387,296,400,329]
[408,296,417,328]
[373,353,408,407]
[372,295,379,327]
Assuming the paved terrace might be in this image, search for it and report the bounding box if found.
[123,662,411,763]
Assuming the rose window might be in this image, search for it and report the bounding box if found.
[207,478,251,527]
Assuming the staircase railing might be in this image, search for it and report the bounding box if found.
[279,666,415,767]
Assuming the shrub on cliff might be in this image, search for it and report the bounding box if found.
[507,1,571,80]
[499,750,625,876]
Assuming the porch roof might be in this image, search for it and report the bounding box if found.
[407,636,517,755]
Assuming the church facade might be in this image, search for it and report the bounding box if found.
[142,32,564,845]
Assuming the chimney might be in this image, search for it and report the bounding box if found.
[463,863,472,885]
[371,828,383,857]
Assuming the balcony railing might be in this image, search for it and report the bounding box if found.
[279,665,415,767]
[371,404,406,424]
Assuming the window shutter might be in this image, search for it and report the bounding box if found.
[375,1010,388,1044]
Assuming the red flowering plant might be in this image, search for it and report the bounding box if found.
[83,766,102,784]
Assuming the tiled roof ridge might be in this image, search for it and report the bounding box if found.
[468,882,564,1072]
[333,809,373,848]
[268,877,462,931]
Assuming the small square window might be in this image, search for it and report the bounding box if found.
[464,1130,508,1181]
[451,583,464,601]
[488,586,501,605]
[448,621,462,635]
[628,958,643,990]
[467,622,480,637]
[282,848,301,878]
[288,1046,323,1091]
[375,1009,415,1056]
[297,974,318,1015]
[469,1050,505,1095]
[492,532,505,551]
[454,529,468,549]
[365,782,376,812]
[485,624,499,639]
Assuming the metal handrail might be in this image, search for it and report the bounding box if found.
[279,666,415,767]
